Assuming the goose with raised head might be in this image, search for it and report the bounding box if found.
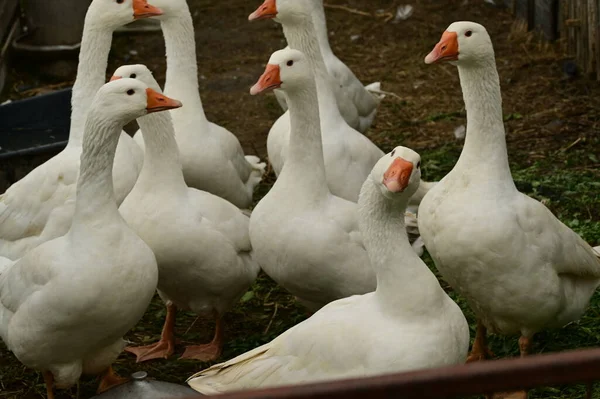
[418,22,600,391]
[247,48,421,312]
[249,0,435,206]
[0,78,181,399]
[132,0,265,210]
[249,0,381,203]
[114,65,260,363]
[0,0,159,260]
[273,0,383,132]
[187,146,469,394]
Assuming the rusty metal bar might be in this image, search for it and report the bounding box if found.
[181,347,600,398]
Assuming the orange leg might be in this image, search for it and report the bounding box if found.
[96,366,128,394]
[467,320,495,363]
[180,311,224,362]
[489,335,533,399]
[518,335,532,357]
[43,371,55,399]
[125,303,177,362]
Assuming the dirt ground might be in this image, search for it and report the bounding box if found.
[1,0,599,398]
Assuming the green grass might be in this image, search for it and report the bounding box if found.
[412,128,600,399]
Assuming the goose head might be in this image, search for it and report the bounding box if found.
[86,0,162,30]
[249,0,312,25]
[250,48,312,96]
[425,21,494,67]
[370,146,421,200]
[93,78,182,124]
[111,64,162,92]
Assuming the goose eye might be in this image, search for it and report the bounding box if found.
[127,89,135,95]
[116,0,124,3]
[417,161,421,168]
[130,73,137,79]
[287,60,294,67]
[465,30,473,37]
[390,149,396,157]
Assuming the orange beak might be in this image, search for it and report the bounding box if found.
[146,88,182,113]
[250,64,282,95]
[109,75,121,82]
[132,0,163,20]
[425,31,459,64]
[383,157,413,193]
[248,0,277,21]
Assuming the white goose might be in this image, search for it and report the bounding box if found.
[419,21,600,377]
[132,0,265,210]
[249,0,382,203]
[274,0,382,133]
[250,0,435,206]
[187,145,469,394]
[0,78,178,398]
[0,0,157,260]
[248,48,420,312]
[115,65,260,363]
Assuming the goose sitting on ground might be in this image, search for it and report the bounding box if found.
[418,21,600,398]
[247,48,422,313]
[187,146,469,394]
[114,65,260,363]
[132,0,266,209]
[0,78,180,398]
[0,0,160,260]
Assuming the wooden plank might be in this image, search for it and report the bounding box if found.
[515,0,530,25]
[588,0,597,74]
[597,0,600,79]
[0,0,19,43]
[534,0,559,40]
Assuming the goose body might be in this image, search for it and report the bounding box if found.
[0,0,154,260]
[0,79,175,396]
[132,0,265,210]
[117,65,260,362]
[187,145,468,394]
[418,22,600,363]
[248,49,421,312]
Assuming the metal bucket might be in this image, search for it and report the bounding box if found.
[90,371,201,399]
[13,0,91,52]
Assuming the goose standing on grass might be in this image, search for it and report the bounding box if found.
[247,49,421,312]
[419,22,600,395]
[274,0,383,133]
[114,65,260,363]
[0,78,181,398]
[0,0,160,260]
[249,0,435,206]
[131,0,265,210]
[187,145,469,394]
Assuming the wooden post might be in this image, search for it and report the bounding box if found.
[597,0,600,79]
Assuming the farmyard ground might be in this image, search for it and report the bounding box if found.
[0,0,599,398]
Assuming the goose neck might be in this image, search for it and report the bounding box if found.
[282,21,344,123]
[278,83,329,197]
[311,0,334,58]
[71,112,122,230]
[161,10,206,122]
[455,61,513,181]
[68,25,114,147]
[358,179,445,313]
[135,112,188,193]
